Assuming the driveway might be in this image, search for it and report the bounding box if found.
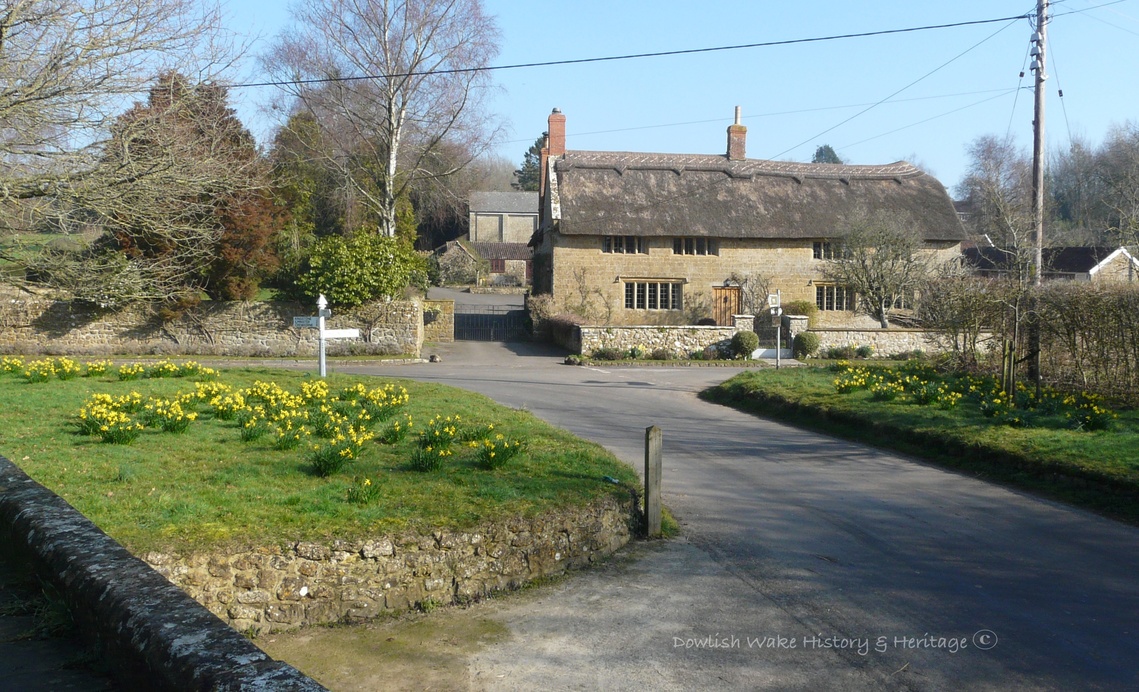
[262,343,1139,690]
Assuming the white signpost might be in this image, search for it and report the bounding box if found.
[293,295,361,378]
[769,290,783,369]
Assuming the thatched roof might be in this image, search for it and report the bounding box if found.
[548,151,965,241]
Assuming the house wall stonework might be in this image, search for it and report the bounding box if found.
[1093,253,1139,282]
[144,495,633,634]
[544,234,961,327]
[0,298,423,356]
[469,212,538,243]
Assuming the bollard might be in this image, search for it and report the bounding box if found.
[644,425,662,537]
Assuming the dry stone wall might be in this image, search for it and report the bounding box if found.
[579,315,754,357]
[145,495,634,634]
[0,297,423,357]
[423,300,455,343]
[808,328,988,356]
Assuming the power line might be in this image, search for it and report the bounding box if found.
[839,89,1020,150]
[767,18,1022,160]
[232,14,1031,91]
[499,89,1019,147]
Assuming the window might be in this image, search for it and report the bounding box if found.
[816,284,854,311]
[624,281,683,310]
[813,241,839,260]
[672,237,717,255]
[602,236,646,254]
[489,258,505,273]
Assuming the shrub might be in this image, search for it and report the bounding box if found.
[730,331,759,359]
[855,345,874,359]
[826,345,856,360]
[649,347,675,361]
[792,332,821,359]
[591,346,623,361]
[292,234,426,308]
[783,300,819,327]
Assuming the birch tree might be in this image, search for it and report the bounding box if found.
[262,0,501,238]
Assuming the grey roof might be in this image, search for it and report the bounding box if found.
[964,246,1131,274]
[549,151,966,242]
[469,191,539,214]
[466,242,533,261]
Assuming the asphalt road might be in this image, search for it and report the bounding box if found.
[320,342,1139,691]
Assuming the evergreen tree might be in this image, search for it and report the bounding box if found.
[513,135,544,191]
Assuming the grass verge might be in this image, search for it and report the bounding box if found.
[0,361,639,554]
[701,366,1139,524]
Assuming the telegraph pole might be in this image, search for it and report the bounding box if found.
[1031,0,1047,288]
[1028,0,1048,394]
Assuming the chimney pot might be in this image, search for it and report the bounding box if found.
[547,108,567,157]
[727,106,746,161]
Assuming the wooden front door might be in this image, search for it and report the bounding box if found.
[713,286,741,326]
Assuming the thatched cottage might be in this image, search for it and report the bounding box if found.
[530,108,967,326]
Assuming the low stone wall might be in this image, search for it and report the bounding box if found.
[808,328,972,356]
[0,454,323,691]
[579,315,755,357]
[145,494,634,634]
[0,297,423,357]
[469,286,529,295]
[423,299,455,343]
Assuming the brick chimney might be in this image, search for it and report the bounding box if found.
[726,106,746,161]
[539,108,566,223]
[547,107,566,156]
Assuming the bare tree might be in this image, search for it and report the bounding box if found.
[957,135,1034,249]
[26,74,274,306]
[1096,122,1139,249]
[263,0,502,238]
[0,0,235,214]
[824,210,937,329]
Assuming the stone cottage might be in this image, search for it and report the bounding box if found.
[529,108,967,326]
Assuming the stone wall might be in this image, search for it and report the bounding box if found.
[0,455,323,690]
[0,297,423,357]
[579,315,753,357]
[423,300,455,343]
[807,328,986,356]
[144,494,633,634]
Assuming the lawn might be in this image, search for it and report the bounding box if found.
[0,358,638,554]
[702,362,1139,522]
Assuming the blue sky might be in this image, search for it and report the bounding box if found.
[223,0,1139,192]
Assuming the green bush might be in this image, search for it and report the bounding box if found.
[591,346,623,361]
[826,345,856,360]
[783,300,819,327]
[730,331,760,358]
[855,345,874,359]
[792,332,820,359]
[291,233,426,308]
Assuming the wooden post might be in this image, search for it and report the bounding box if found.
[644,425,662,537]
